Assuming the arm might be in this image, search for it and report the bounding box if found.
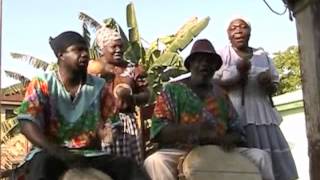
[133,65,150,106]
[214,64,248,89]
[257,55,280,94]
[20,120,56,151]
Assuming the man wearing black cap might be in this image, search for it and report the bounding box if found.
[16,31,149,180]
[143,39,274,180]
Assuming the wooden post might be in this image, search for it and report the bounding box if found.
[290,0,320,179]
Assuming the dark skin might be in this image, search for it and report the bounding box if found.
[100,39,150,109]
[20,42,97,168]
[222,19,277,93]
[157,54,241,151]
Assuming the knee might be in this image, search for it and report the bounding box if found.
[144,152,165,168]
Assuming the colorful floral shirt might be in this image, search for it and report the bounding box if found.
[17,71,105,157]
[151,82,246,147]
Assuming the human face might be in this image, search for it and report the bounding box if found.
[189,54,219,84]
[101,39,123,64]
[60,43,89,72]
[227,19,251,50]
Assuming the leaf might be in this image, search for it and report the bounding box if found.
[4,71,30,86]
[273,46,301,95]
[123,41,145,64]
[126,2,140,42]
[166,16,210,52]
[79,12,101,31]
[82,23,91,46]
[10,52,50,71]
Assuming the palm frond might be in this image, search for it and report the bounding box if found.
[0,83,26,95]
[4,71,30,86]
[79,12,101,31]
[82,23,91,45]
[10,52,50,71]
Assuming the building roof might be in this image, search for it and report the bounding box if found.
[0,93,24,105]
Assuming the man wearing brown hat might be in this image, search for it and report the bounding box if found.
[16,31,149,180]
[143,39,274,180]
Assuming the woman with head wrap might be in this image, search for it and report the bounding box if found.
[214,16,298,180]
[16,31,150,180]
[88,26,150,164]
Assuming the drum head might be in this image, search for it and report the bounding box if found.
[182,145,262,180]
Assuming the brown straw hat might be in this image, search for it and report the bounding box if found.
[184,39,222,70]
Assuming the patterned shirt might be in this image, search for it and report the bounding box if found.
[151,82,246,147]
[17,71,105,158]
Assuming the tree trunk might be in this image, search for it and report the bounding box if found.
[292,0,320,179]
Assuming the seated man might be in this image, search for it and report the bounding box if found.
[17,31,149,180]
[144,39,274,180]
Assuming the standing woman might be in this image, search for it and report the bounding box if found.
[214,16,298,180]
[90,26,150,164]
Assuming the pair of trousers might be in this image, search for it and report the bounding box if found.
[24,151,150,180]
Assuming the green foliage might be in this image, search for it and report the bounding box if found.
[273,46,301,95]
[79,3,210,101]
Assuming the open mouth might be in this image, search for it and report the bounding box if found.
[79,60,89,67]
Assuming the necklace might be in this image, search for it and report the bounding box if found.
[57,68,83,98]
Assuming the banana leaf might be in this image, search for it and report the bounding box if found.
[4,71,30,86]
[10,53,50,71]
[126,2,144,64]
[82,23,91,46]
[79,12,102,31]
[166,16,210,52]
[126,2,140,42]
[149,52,184,72]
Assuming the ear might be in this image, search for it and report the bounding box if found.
[58,52,64,61]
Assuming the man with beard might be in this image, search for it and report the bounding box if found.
[17,31,149,180]
[143,39,274,180]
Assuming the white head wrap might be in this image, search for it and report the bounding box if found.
[226,15,251,31]
[95,26,121,50]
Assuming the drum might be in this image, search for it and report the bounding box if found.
[178,145,262,180]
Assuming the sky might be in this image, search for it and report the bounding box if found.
[1,0,298,88]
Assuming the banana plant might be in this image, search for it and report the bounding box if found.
[144,16,210,100]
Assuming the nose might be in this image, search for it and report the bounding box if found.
[81,49,89,58]
[115,46,121,53]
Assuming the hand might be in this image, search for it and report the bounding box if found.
[136,76,148,87]
[97,122,113,144]
[236,60,251,75]
[197,121,218,145]
[257,70,272,85]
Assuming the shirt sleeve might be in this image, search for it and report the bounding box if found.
[16,77,49,129]
[150,85,173,139]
